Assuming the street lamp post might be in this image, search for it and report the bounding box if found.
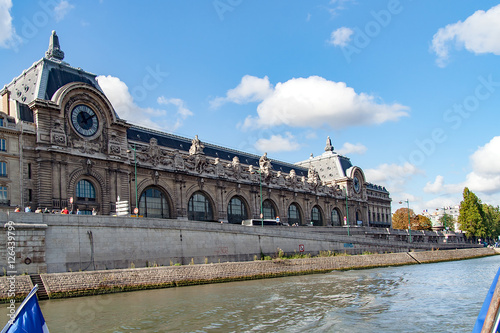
[345,187,350,237]
[259,168,263,227]
[127,144,138,217]
[399,199,412,243]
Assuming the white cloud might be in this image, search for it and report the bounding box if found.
[424,137,500,197]
[210,75,273,108]
[328,27,354,47]
[337,142,366,155]
[54,0,74,22]
[215,75,408,130]
[431,4,500,67]
[423,175,463,194]
[96,75,193,132]
[0,0,21,49]
[364,162,423,192]
[254,132,301,153]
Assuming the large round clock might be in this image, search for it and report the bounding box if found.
[353,175,361,193]
[71,104,99,137]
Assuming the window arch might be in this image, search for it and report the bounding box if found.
[331,208,341,226]
[76,179,95,201]
[262,199,277,220]
[139,186,171,219]
[188,191,214,222]
[311,205,323,226]
[227,196,248,224]
[288,203,302,226]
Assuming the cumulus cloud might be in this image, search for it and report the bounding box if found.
[54,0,74,22]
[424,137,500,197]
[213,75,408,130]
[97,75,193,132]
[328,27,354,47]
[423,175,462,194]
[431,4,500,67]
[210,75,273,108]
[0,0,21,49]
[336,142,367,155]
[364,162,423,192]
[254,133,301,153]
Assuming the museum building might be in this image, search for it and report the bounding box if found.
[0,31,392,227]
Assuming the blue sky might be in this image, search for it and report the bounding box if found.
[1,0,500,213]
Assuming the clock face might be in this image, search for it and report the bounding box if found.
[71,104,99,137]
[353,176,361,193]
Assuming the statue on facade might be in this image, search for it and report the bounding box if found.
[189,135,204,155]
[259,152,272,181]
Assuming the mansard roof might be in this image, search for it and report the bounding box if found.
[127,125,308,177]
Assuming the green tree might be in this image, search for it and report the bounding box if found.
[482,204,500,240]
[414,214,432,230]
[439,213,455,231]
[458,187,486,238]
[392,208,416,230]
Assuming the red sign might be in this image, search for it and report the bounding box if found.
[69,197,73,204]
[134,207,139,214]
[299,244,305,252]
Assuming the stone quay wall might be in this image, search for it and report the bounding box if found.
[0,248,496,301]
[1,213,479,276]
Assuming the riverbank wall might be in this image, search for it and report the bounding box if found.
[1,213,479,276]
[0,247,497,302]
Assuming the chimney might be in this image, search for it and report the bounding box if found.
[1,89,10,116]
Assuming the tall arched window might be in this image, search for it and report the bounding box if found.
[262,199,277,220]
[76,180,95,201]
[331,208,341,226]
[311,206,323,226]
[227,196,248,224]
[139,187,170,219]
[288,203,302,226]
[188,192,214,222]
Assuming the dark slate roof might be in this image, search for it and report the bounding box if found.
[366,183,389,193]
[339,155,353,175]
[127,125,308,177]
[44,67,98,100]
[18,103,33,123]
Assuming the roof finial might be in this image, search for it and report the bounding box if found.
[325,136,334,152]
[45,30,64,61]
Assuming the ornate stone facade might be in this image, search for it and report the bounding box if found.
[0,32,392,227]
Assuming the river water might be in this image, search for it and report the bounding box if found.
[3,255,500,332]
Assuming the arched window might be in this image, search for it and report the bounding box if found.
[288,203,302,226]
[139,187,170,219]
[76,180,95,201]
[262,199,276,220]
[188,192,214,222]
[331,208,341,226]
[311,206,323,226]
[227,196,248,224]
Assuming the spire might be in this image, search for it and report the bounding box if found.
[325,136,334,152]
[45,30,65,61]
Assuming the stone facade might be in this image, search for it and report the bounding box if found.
[0,31,391,227]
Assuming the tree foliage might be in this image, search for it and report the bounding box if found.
[458,187,486,238]
[392,208,416,230]
[439,213,455,231]
[414,214,432,231]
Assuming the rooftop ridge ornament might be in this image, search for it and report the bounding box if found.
[325,136,334,152]
[45,30,65,61]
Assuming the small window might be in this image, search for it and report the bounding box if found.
[0,186,7,202]
[28,189,32,202]
[0,139,6,152]
[0,119,4,127]
[27,163,31,179]
[0,162,6,177]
